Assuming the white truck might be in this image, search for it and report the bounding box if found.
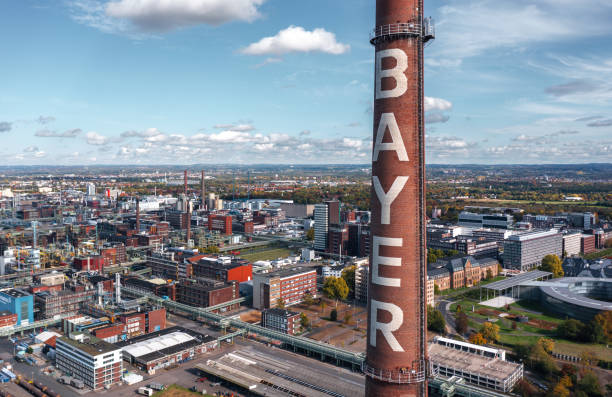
[137,387,154,396]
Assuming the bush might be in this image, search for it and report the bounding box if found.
[427,306,446,333]
[330,309,338,322]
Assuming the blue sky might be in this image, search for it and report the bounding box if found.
[1,0,611,165]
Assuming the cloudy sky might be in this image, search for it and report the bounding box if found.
[1,0,612,165]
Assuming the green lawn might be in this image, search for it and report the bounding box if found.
[583,248,612,260]
[241,248,294,262]
[450,297,612,361]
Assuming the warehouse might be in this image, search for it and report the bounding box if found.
[117,327,217,374]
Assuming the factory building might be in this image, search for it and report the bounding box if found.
[56,333,123,391]
[34,288,96,320]
[118,327,217,374]
[0,289,34,325]
[208,214,233,235]
[261,308,301,335]
[191,256,252,283]
[176,278,239,311]
[252,267,317,310]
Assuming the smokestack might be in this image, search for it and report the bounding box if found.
[184,170,188,194]
[186,199,191,246]
[115,272,121,303]
[201,170,206,209]
[136,198,140,233]
[365,1,433,396]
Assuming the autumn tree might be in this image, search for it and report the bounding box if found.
[540,254,564,277]
[322,276,349,302]
[469,333,486,345]
[341,266,356,297]
[481,322,500,343]
[299,313,310,330]
[276,298,286,309]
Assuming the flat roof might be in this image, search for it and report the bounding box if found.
[58,334,119,356]
[258,267,316,279]
[483,270,552,291]
[507,229,559,241]
[525,277,612,311]
[429,343,521,382]
[0,289,31,298]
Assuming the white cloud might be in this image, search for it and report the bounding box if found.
[36,128,82,138]
[424,97,452,112]
[24,146,39,153]
[105,0,265,31]
[208,130,253,143]
[213,124,255,132]
[430,0,612,66]
[86,131,109,145]
[70,0,265,35]
[37,116,56,124]
[241,26,349,56]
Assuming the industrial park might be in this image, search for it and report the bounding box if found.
[1,0,611,397]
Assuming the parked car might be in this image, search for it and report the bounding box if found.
[138,387,154,396]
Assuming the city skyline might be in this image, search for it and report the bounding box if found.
[1,0,612,165]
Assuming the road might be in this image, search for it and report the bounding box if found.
[437,298,458,336]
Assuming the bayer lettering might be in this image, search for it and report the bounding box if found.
[370,48,412,353]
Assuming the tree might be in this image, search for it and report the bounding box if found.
[322,277,349,302]
[537,337,554,354]
[540,254,564,277]
[344,312,352,325]
[514,379,536,397]
[204,245,220,254]
[530,343,556,376]
[341,266,356,297]
[427,306,446,334]
[433,283,440,295]
[276,298,286,309]
[26,346,33,354]
[330,309,338,322]
[585,318,606,344]
[552,382,570,397]
[558,319,585,341]
[306,228,315,241]
[481,322,500,343]
[513,344,531,362]
[320,301,327,313]
[299,313,310,330]
[303,293,314,306]
[469,333,486,345]
[456,311,468,334]
[576,371,603,397]
[486,268,493,280]
[594,311,612,342]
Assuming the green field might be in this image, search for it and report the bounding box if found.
[449,297,612,361]
[241,248,294,262]
[584,248,612,260]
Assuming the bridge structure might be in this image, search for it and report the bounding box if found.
[121,286,366,369]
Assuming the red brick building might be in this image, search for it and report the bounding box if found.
[581,234,596,254]
[176,279,239,311]
[192,256,252,283]
[208,215,233,235]
[73,256,105,272]
[0,311,18,328]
